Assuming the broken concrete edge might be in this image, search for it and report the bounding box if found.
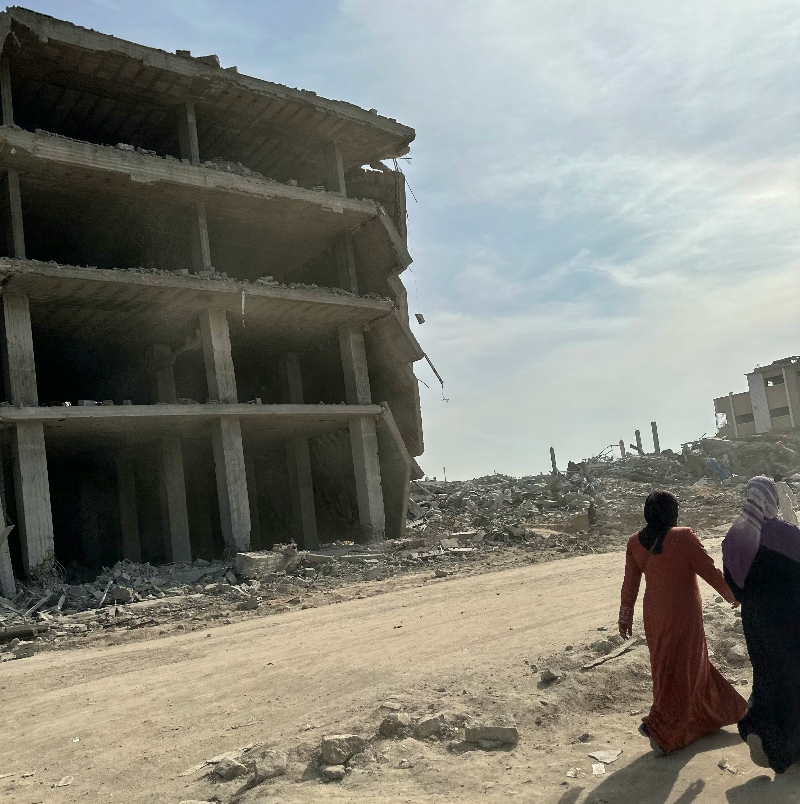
[0,126,383,216]
[0,256,398,314]
[4,8,416,149]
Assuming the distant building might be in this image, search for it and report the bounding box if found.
[714,356,800,437]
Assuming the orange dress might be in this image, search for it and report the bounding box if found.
[620,527,747,753]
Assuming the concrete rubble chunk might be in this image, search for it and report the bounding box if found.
[321,734,366,765]
[414,712,445,739]
[320,764,346,781]
[213,756,248,780]
[464,723,519,746]
[379,712,411,739]
[540,668,560,684]
[235,551,285,578]
[252,750,287,782]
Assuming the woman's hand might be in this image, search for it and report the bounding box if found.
[730,599,740,610]
[619,622,633,640]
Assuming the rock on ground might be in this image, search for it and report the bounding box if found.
[321,734,366,765]
[213,756,248,780]
[379,712,412,739]
[320,764,347,781]
[464,723,519,746]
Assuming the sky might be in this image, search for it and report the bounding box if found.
[21,1,800,479]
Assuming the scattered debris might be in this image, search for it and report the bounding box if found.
[589,749,622,764]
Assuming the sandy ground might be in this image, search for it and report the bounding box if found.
[2,538,797,804]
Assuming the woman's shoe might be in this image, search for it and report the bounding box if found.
[746,733,770,768]
[638,722,666,756]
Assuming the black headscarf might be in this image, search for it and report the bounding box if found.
[638,490,679,554]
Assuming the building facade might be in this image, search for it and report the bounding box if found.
[713,356,800,437]
[0,8,425,582]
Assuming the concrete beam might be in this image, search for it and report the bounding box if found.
[1,169,25,259]
[349,415,385,541]
[199,308,238,403]
[162,437,192,563]
[12,422,54,574]
[189,200,213,274]
[334,231,358,295]
[2,292,37,406]
[324,140,346,196]
[177,100,200,165]
[115,451,141,563]
[339,322,372,405]
[211,416,251,552]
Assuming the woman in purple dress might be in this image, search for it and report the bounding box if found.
[722,475,800,774]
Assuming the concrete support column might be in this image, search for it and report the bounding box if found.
[635,430,643,454]
[12,422,54,574]
[149,344,191,562]
[177,100,200,165]
[211,417,251,552]
[115,452,141,563]
[162,438,192,562]
[651,421,661,455]
[0,56,13,127]
[334,232,358,295]
[2,293,37,405]
[0,449,16,598]
[338,324,384,539]
[1,169,25,259]
[200,308,237,403]
[324,140,346,196]
[338,322,371,405]
[349,416,385,539]
[728,392,740,438]
[243,451,262,548]
[189,200,213,275]
[281,352,318,549]
[781,366,796,429]
[149,344,177,403]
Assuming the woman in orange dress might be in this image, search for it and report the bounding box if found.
[618,491,747,754]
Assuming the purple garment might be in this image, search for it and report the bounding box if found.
[760,518,800,565]
[722,476,780,588]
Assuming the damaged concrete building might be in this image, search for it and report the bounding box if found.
[0,7,425,583]
[714,356,800,437]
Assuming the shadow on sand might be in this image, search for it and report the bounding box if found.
[556,729,742,804]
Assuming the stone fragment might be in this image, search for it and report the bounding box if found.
[464,724,519,746]
[589,749,622,764]
[224,570,239,585]
[364,566,382,581]
[236,596,259,611]
[540,668,560,684]
[236,551,285,578]
[321,734,366,765]
[591,639,613,655]
[320,764,346,781]
[415,712,445,739]
[252,751,287,782]
[213,757,248,780]
[478,739,504,750]
[346,750,375,769]
[434,568,451,578]
[109,585,132,603]
[12,642,34,659]
[379,712,411,739]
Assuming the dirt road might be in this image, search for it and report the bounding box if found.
[2,542,793,803]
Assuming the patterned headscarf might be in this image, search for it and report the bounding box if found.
[722,475,780,588]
